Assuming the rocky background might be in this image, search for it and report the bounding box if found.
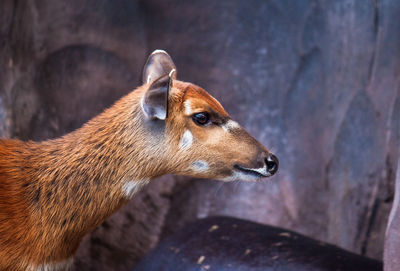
[1,0,399,270]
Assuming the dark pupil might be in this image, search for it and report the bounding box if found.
[193,113,209,125]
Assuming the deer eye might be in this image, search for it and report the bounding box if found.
[192,112,210,126]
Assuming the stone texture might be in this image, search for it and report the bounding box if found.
[384,158,400,271]
[134,217,383,271]
[0,0,399,270]
[383,87,400,271]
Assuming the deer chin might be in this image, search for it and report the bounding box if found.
[221,165,271,182]
[233,164,270,178]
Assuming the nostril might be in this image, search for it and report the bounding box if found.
[265,154,279,175]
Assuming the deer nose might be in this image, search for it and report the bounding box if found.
[265,154,278,175]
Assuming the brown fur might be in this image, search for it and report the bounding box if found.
[0,80,273,270]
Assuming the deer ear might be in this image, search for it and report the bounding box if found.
[142,49,177,84]
[141,71,175,120]
[141,50,177,120]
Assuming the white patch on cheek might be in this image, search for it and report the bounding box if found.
[222,120,241,132]
[179,130,193,150]
[184,100,192,115]
[191,160,209,172]
[122,180,149,198]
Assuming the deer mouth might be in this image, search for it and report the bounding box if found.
[233,164,270,178]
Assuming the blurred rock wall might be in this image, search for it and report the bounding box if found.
[1,0,399,270]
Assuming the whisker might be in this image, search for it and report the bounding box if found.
[213,181,225,197]
[233,179,241,192]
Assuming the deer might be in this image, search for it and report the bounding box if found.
[0,50,278,271]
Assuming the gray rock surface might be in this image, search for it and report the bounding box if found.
[0,0,399,270]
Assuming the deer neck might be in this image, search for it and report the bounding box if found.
[25,89,168,261]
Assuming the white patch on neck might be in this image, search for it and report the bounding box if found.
[179,130,193,150]
[122,180,149,199]
[222,120,241,132]
[184,100,193,115]
[27,257,74,271]
[191,160,209,172]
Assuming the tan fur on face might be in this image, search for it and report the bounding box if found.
[163,81,271,180]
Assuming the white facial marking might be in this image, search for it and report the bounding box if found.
[191,160,210,172]
[179,130,193,150]
[184,100,193,115]
[221,167,271,182]
[222,120,241,132]
[27,257,74,271]
[122,180,149,199]
[242,166,270,176]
